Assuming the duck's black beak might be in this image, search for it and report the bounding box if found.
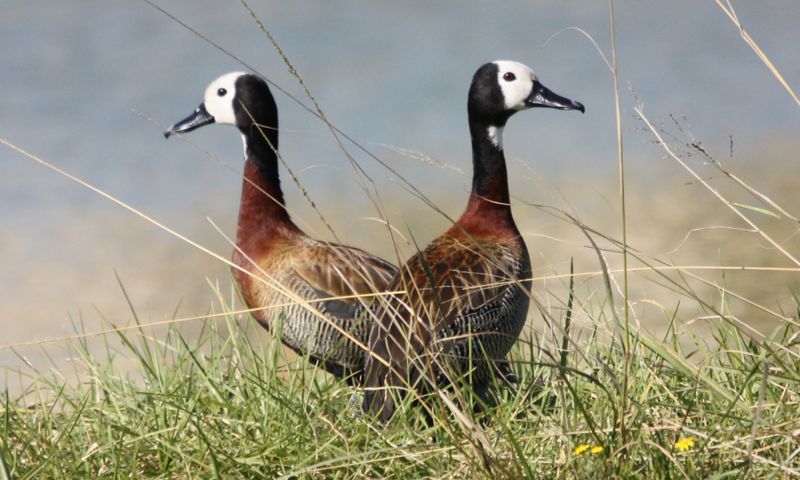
[164,103,215,138]
[525,81,585,113]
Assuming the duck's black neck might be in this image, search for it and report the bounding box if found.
[468,117,511,205]
[243,122,282,200]
[236,120,299,249]
[232,74,292,231]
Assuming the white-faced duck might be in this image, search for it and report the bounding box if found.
[362,61,584,421]
[165,72,397,384]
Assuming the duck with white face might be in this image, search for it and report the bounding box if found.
[362,60,584,422]
[165,72,399,386]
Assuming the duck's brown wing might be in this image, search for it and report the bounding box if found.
[363,234,529,421]
[291,242,397,305]
[287,243,399,380]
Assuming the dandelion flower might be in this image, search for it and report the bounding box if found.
[573,444,591,456]
[674,437,696,452]
[590,446,604,455]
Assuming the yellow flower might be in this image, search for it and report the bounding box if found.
[573,444,591,456]
[674,437,696,452]
[590,446,604,455]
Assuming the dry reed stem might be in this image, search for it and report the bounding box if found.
[634,108,800,267]
[11,263,797,350]
[714,0,800,107]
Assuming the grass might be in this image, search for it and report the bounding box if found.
[3,2,800,478]
[2,278,799,478]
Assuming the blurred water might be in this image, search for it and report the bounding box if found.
[2,1,799,383]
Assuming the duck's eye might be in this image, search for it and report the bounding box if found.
[217,88,227,96]
[503,72,516,82]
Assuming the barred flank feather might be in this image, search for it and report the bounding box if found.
[237,235,397,384]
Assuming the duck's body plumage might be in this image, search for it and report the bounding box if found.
[361,175,532,420]
[166,72,396,384]
[233,221,396,380]
[363,61,583,421]
[367,223,531,378]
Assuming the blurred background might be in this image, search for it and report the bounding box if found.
[2,1,799,385]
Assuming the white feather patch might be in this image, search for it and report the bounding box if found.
[493,60,537,111]
[487,126,504,149]
[203,71,247,126]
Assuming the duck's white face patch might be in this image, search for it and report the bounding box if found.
[203,71,246,126]
[487,125,504,149]
[494,60,537,111]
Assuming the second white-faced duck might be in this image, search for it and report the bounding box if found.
[362,60,584,422]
